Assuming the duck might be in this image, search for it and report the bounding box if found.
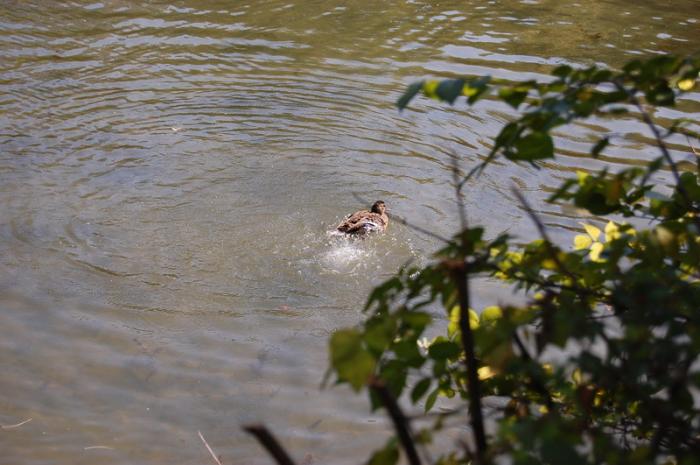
[334,200,389,236]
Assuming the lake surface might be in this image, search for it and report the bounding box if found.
[1,1,698,463]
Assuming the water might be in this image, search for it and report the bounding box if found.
[1,1,698,463]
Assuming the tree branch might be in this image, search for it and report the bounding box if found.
[454,266,488,462]
[511,187,580,287]
[512,331,555,410]
[448,151,488,462]
[613,81,700,231]
[369,379,422,465]
[243,425,298,465]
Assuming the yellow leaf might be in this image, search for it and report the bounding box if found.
[589,241,605,262]
[505,251,523,264]
[582,223,601,241]
[594,389,605,407]
[448,306,479,335]
[678,78,695,91]
[462,84,479,97]
[478,366,496,380]
[572,368,583,385]
[574,234,593,250]
[541,363,553,375]
[628,400,640,415]
[481,306,502,325]
[576,170,589,185]
[448,306,459,337]
[604,220,620,242]
[469,309,480,330]
[656,226,674,247]
[422,80,440,99]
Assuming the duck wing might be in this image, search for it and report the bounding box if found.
[337,212,386,234]
[336,209,371,232]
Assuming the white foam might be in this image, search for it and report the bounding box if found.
[319,232,374,273]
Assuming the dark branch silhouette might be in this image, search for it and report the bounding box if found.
[243,425,298,465]
[448,151,488,463]
[370,379,423,465]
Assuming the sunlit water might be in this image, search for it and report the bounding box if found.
[1,1,699,463]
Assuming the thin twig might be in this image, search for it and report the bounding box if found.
[0,418,32,430]
[687,136,700,157]
[84,445,115,451]
[243,425,298,465]
[351,191,453,243]
[450,150,468,232]
[613,81,700,231]
[392,214,454,244]
[448,150,487,463]
[512,273,611,302]
[621,83,684,186]
[370,379,422,465]
[511,187,580,285]
[405,405,469,420]
[512,331,555,410]
[199,431,224,465]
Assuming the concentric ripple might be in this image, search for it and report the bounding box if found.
[0,1,698,464]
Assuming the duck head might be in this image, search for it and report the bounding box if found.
[371,200,387,215]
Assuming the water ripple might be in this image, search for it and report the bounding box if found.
[1,1,699,464]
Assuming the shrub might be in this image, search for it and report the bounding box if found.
[326,55,700,465]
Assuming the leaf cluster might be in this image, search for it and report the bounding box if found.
[327,55,700,465]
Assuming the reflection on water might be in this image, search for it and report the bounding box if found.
[0,1,698,463]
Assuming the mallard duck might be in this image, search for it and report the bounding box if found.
[335,200,389,236]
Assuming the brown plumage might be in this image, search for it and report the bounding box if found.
[335,200,389,236]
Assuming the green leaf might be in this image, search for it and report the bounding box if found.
[367,439,399,465]
[393,339,424,367]
[436,79,465,105]
[551,64,572,79]
[509,131,554,161]
[622,59,642,76]
[403,311,432,330]
[591,69,613,83]
[424,387,439,412]
[411,377,432,403]
[364,319,392,354]
[397,81,424,111]
[645,82,675,106]
[330,329,375,391]
[499,87,529,109]
[380,360,408,397]
[495,122,521,147]
[591,137,609,158]
[364,276,403,312]
[463,76,491,105]
[428,340,462,360]
[541,436,586,465]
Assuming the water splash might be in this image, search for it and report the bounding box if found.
[319,232,377,274]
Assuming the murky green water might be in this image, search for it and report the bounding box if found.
[1,1,698,463]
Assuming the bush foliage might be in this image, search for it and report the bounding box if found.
[327,55,700,465]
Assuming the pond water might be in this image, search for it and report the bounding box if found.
[1,1,698,463]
